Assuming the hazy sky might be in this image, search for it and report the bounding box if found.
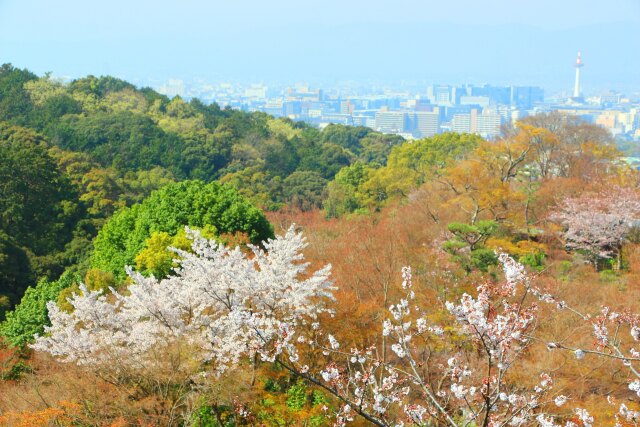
[1,0,639,91]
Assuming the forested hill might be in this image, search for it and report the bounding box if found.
[0,64,403,209]
[0,63,403,316]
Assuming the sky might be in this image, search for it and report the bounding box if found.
[1,0,639,92]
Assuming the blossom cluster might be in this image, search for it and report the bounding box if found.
[290,255,570,427]
[33,226,335,374]
[550,187,640,260]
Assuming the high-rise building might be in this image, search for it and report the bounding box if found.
[471,85,511,105]
[415,98,436,111]
[413,111,440,137]
[451,85,466,105]
[285,87,323,102]
[599,92,622,105]
[352,115,372,127]
[428,85,453,105]
[443,105,472,122]
[451,108,501,138]
[452,113,471,133]
[375,111,407,133]
[283,101,301,116]
[477,110,502,138]
[510,86,544,109]
[460,96,491,108]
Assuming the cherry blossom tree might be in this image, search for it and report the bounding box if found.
[277,254,640,427]
[277,255,575,427]
[550,187,640,269]
[31,226,338,423]
[284,256,640,427]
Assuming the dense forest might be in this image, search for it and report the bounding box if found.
[1,64,640,426]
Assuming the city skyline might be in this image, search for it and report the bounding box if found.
[154,64,638,142]
[1,0,639,91]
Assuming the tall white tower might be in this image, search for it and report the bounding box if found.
[573,51,584,98]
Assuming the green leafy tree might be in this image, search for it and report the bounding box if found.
[282,171,327,211]
[220,163,284,211]
[35,94,82,128]
[56,268,117,312]
[361,132,483,202]
[314,143,353,179]
[261,138,300,177]
[0,123,78,251]
[324,162,378,218]
[103,88,148,114]
[387,132,481,176]
[0,231,33,315]
[120,167,176,205]
[68,75,135,98]
[357,133,404,165]
[1,271,79,346]
[180,128,232,180]
[23,76,67,107]
[91,180,273,279]
[0,64,37,125]
[134,232,179,279]
[133,227,217,279]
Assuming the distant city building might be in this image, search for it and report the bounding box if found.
[460,96,491,108]
[450,108,502,138]
[286,86,323,102]
[263,101,284,117]
[471,85,511,105]
[375,110,407,133]
[412,111,440,137]
[428,85,453,105]
[511,86,544,109]
[320,113,352,125]
[414,98,436,111]
[307,109,322,118]
[476,110,502,138]
[598,92,623,105]
[452,113,472,133]
[352,115,373,127]
[283,101,302,116]
[244,85,267,99]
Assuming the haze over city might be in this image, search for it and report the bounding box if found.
[1,0,639,92]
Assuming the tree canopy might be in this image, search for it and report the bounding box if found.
[91,180,274,279]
